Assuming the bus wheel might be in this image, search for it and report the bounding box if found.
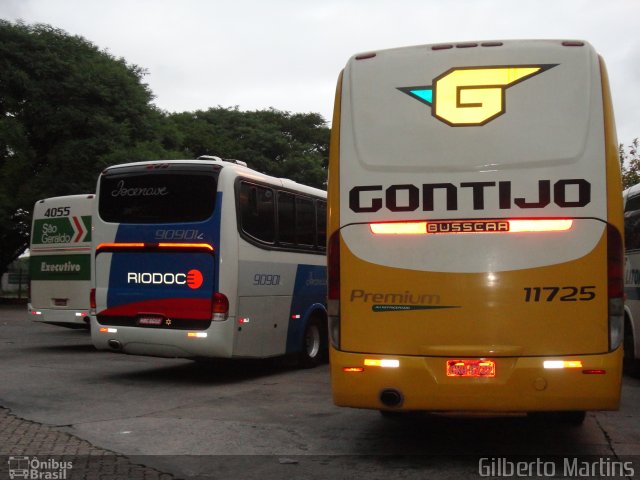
[298,317,326,368]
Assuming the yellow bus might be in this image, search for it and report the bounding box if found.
[327,40,623,423]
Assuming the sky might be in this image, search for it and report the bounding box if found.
[1,0,639,144]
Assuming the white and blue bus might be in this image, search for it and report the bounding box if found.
[90,157,328,366]
[623,184,640,375]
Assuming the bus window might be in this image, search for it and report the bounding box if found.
[240,182,275,243]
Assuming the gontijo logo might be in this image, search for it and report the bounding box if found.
[398,64,557,126]
[127,269,203,289]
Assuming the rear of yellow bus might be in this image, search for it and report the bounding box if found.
[327,40,623,417]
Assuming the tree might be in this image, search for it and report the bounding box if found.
[0,21,176,275]
[169,107,329,188]
[621,138,640,189]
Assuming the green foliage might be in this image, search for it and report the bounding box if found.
[169,107,329,188]
[0,20,172,273]
[0,21,329,276]
[621,138,640,190]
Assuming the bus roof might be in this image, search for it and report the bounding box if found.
[102,158,326,198]
[342,39,601,173]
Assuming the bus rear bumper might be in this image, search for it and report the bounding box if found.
[29,305,90,327]
[90,317,235,358]
[330,347,622,412]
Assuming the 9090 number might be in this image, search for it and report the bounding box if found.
[254,274,280,286]
[523,286,596,302]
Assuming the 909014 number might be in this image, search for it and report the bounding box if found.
[523,286,596,302]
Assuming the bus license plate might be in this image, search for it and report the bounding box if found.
[138,315,164,326]
[446,359,496,377]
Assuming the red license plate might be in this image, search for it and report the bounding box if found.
[446,359,496,377]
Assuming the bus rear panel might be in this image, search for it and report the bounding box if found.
[29,195,93,327]
[328,40,623,413]
[91,159,328,362]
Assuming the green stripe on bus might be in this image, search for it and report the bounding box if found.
[29,254,90,281]
[32,217,91,244]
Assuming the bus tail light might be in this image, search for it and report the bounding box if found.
[369,219,573,235]
[90,288,96,315]
[607,224,624,351]
[212,292,229,322]
[327,232,341,348]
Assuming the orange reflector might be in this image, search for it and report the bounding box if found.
[364,358,400,368]
[97,242,214,252]
[544,360,583,369]
[97,242,144,251]
[99,327,118,333]
[370,219,573,235]
[187,332,208,338]
[158,243,214,251]
[343,367,365,373]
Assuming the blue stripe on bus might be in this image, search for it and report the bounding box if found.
[286,264,327,354]
[107,192,223,309]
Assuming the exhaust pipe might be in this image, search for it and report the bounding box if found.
[108,339,122,351]
[380,388,403,408]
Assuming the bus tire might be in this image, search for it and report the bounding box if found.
[298,316,326,368]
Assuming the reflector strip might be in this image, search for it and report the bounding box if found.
[370,219,573,235]
[543,360,583,369]
[187,332,208,338]
[97,242,214,252]
[364,358,400,368]
[99,327,118,333]
[582,369,606,375]
[343,367,365,373]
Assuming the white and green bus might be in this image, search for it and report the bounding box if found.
[29,194,94,328]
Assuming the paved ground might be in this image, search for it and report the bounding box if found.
[0,407,176,479]
[1,303,640,479]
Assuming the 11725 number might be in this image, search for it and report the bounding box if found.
[523,286,596,302]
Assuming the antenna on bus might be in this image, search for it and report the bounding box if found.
[227,159,248,167]
[197,155,247,167]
